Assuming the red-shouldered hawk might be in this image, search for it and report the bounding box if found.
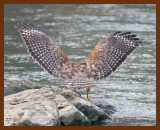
[15,23,142,100]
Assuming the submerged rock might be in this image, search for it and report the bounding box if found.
[4,79,113,126]
[4,78,45,96]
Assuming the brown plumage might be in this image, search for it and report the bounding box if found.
[15,23,143,100]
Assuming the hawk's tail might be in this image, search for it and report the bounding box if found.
[59,73,97,89]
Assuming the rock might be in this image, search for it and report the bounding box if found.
[4,78,112,126]
[4,78,46,96]
[59,89,110,122]
[92,99,117,116]
[4,87,61,126]
[54,94,88,126]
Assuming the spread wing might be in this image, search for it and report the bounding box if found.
[86,32,143,80]
[15,23,70,78]
[16,23,142,82]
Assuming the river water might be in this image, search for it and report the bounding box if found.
[4,4,156,126]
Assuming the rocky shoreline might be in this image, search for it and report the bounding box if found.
[4,78,116,126]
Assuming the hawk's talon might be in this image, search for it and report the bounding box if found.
[86,97,91,101]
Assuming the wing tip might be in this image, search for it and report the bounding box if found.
[112,31,143,44]
[15,22,35,31]
[112,31,121,36]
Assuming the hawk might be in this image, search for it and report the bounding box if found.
[15,23,142,100]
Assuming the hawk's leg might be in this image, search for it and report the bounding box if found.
[86,88,91,101]
[72,89,81,96]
